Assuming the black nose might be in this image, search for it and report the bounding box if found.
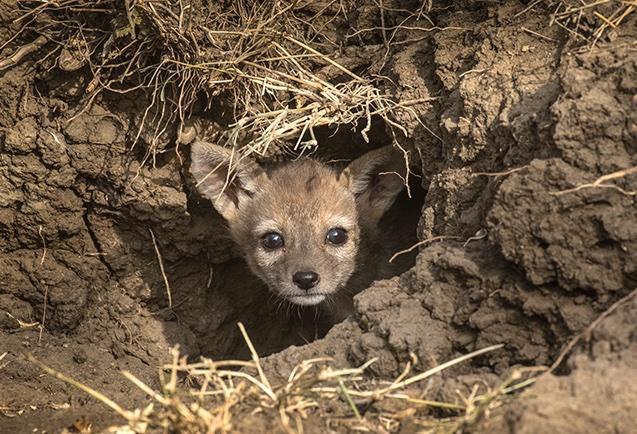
[293,271,320,290]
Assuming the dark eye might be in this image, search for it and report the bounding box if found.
[262,232,284,249]
[326,228,348,245]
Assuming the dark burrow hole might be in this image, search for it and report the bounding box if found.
[161,117,425,361]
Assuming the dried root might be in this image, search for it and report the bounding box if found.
[1,1,445,167]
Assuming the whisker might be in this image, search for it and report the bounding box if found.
[285,300,293,318]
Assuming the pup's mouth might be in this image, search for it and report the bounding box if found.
[287,294,326,306]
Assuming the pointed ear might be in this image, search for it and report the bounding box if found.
[340,146,407,225]
[190,141,266,222]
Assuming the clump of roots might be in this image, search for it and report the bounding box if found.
[2,0,439,167]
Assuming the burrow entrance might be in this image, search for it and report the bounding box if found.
[144,117,426,360]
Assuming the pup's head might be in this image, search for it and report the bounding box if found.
[190,142,405,306]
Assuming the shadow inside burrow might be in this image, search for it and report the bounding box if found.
[104,115,424,362]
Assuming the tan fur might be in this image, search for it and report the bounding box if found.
[190,142,407,319]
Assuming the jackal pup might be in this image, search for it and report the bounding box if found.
[190,142,407,309]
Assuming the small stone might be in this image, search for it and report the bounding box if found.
[72,348,88,364]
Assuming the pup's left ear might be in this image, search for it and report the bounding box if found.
[340,146,407,225]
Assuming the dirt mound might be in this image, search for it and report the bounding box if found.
[476,292,637,434]
[1,0,636,433]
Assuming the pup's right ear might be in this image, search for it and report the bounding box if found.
[190,141,266,222]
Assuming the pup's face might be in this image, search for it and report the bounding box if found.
[231,161,359,305]
[190,143,405,306]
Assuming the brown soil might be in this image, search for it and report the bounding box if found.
[1,1,636,433]
[475,293,637,434]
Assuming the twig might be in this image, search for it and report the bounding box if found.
[4,312,39,329]
[593,11,617,28]
[27,354,135,420]
[383,344,504,392]
[549,287,637,372]
[459,68,488,78]
[149,228,173,308]
[514,0,543,17]
[0,352,7,364]
[0,36,48,71]
[389,235,461,263]
[338,376,361,420]
[551,166,637,196]
[521,26,558,43]
[283,35,365,82]
[38,225,47,265]
[472,166,528,177]
[237,322,274,398]
[38,284,48,345]
[463,229,487,247]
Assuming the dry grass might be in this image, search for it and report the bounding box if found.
[26,323,539,434]
[543,0,636,50]
[1,0,443,170]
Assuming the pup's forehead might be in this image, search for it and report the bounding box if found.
[253,159,357,227]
